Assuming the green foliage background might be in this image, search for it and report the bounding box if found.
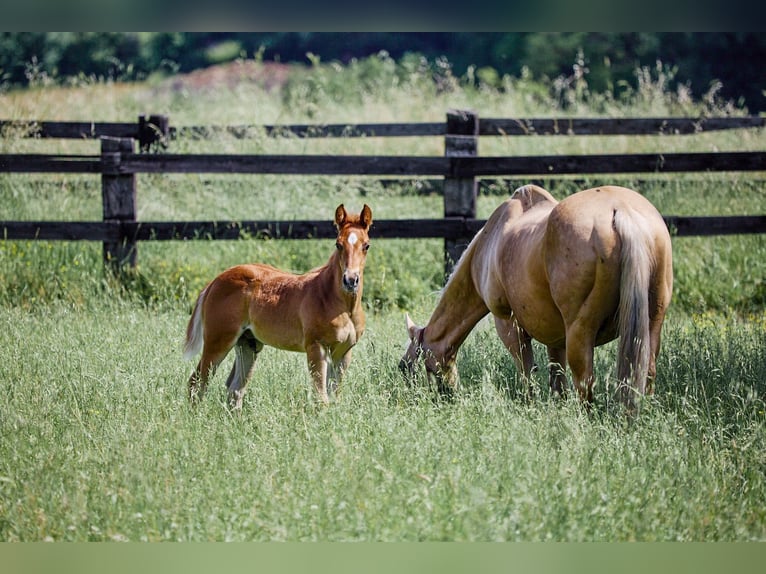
[2,33,765,111]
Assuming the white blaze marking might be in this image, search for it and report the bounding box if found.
[348,232,358,246]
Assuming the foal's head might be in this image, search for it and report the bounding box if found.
[333,204,372,294]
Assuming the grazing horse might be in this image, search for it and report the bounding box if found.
[400,185,673,412]
[184,204,372,409]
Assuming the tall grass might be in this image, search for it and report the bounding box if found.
[0,302,764,541]
[0,53,765,541]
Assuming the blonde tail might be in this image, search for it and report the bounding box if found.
[614,210,653,406]
[183,286,208,361]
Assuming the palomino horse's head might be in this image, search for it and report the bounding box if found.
[399,314,457,398]
[334,204,372,294]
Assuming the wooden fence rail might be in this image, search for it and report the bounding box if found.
[3,216,765,242]
[1,111,765,276]
[3,115,764,141]
[5,151,766,176]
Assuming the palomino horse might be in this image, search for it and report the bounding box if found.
[184,204,372,409]
[400,185,673,411]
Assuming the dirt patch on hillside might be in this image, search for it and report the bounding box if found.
[166,61,295,93]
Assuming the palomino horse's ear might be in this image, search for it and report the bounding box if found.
[405,313,420,341]
[360,204,373,230]
[334,204,347,229]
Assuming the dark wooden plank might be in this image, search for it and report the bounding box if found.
[371,218,486,239]
[4,117,762,141]
[129,220,336,240]
[2,216,764,242]
[173,122,444,139]
[122,151,766,177]
[666,215,766,236]
[0,120,138,139]
[2,151,765,177]
[120,154,451,176]
[0,154,102,173]
[458,152,766,176]
[0,221,121,240]
[480,117,766,136]
[124,218,486,241]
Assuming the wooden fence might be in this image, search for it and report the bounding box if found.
[1,111,765,276]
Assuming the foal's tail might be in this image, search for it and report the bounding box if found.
[613,210,653,402]
[183,285,208,361]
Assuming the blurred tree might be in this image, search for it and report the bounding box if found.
[0,32,763,111]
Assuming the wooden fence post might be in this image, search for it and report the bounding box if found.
[101,136,137,273]
[443,109,479,278]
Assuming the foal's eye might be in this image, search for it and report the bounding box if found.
[336,242,343,251]
[363,243,370,252]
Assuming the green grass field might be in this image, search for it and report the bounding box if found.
[1,55,765,541]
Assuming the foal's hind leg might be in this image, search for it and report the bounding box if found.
[188,332,239,405]
[225,330,264,411]
[189,350,227,404]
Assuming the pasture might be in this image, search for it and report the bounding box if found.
[1,55,765,541]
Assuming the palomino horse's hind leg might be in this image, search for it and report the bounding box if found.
[645,317,663,397]
[494,316,536,397]
[557,265,617,405]
[225,330,264,411]
[563,319,599,404]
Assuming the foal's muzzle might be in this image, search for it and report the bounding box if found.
[342,272,360,293]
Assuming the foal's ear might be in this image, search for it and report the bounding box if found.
[405,313,420,341]
[360,204,373,230]
[334,204,348,229]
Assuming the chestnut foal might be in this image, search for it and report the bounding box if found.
[184,204,372,409]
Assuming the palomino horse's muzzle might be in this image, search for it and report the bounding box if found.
[398,357,415,378]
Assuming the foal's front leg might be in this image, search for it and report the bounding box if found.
[328,349,352,397]
[306,342,330,405]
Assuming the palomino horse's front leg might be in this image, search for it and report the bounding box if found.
[307,343,330,405]
[494,316,536,397]
[547,346,568,398]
